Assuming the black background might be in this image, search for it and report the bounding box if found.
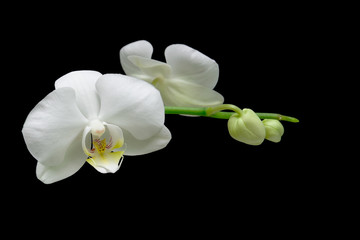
[9,2,318,237]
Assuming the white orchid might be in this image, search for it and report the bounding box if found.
[22,70,171,184]
[120,40,224,107]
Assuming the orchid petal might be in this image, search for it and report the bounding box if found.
[123,126,171,156]
[120,40,153,78]
[165,44,219,89]
[127,55,172,80]
[55,70,102,119]
[22,87,87,166]
[159,78,224,107]
[36,131,86,184]
[96,74,165,140]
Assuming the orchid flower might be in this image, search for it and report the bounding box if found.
[120,40,224,107]
[22,71,171,184]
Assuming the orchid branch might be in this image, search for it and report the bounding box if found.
[164,105,299,123]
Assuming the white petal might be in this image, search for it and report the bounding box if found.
[165,44,219,89]
[123,126,171,156]
[81,126,92,156]
[127,55,172,80]
[55,70,102,119]
[36,131,86,184]
[120,40,153,77]
[104,123,125,150]
[96,74,165,140]
[159,79,224,107]
[22,87,87,166]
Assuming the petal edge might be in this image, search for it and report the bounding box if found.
[120,40,153,77]
[36,131,86,184]
[97,74,165,140]
[165,44,219,89]
[22,87,87,166]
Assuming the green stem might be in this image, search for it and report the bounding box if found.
[206,104,242,116]
[164,106,299,123]
[164,106,208,116]
[209,111,299,123]
[256,112,299,123]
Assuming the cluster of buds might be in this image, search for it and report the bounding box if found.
[227,108,284,145]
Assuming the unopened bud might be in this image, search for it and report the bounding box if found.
[227,108,265,145]
[263,119,284,143]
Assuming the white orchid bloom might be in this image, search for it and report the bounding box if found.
[120,40,224,107]
[22,71,171,184]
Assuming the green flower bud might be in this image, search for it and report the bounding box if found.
[262,119,284,143]
[227,108,266,145]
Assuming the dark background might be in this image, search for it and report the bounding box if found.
[8,2,318,237]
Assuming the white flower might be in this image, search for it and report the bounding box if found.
[120,40,224,107]
[22,71,171,184]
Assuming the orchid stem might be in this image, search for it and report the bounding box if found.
[164,106,299,123]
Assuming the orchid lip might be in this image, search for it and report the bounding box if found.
[82,122,126,174]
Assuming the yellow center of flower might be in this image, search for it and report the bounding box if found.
[83,120,126,174]
[86,137,125,174]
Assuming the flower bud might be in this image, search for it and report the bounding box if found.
[262,119,284,143]
[227,108,266,145]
